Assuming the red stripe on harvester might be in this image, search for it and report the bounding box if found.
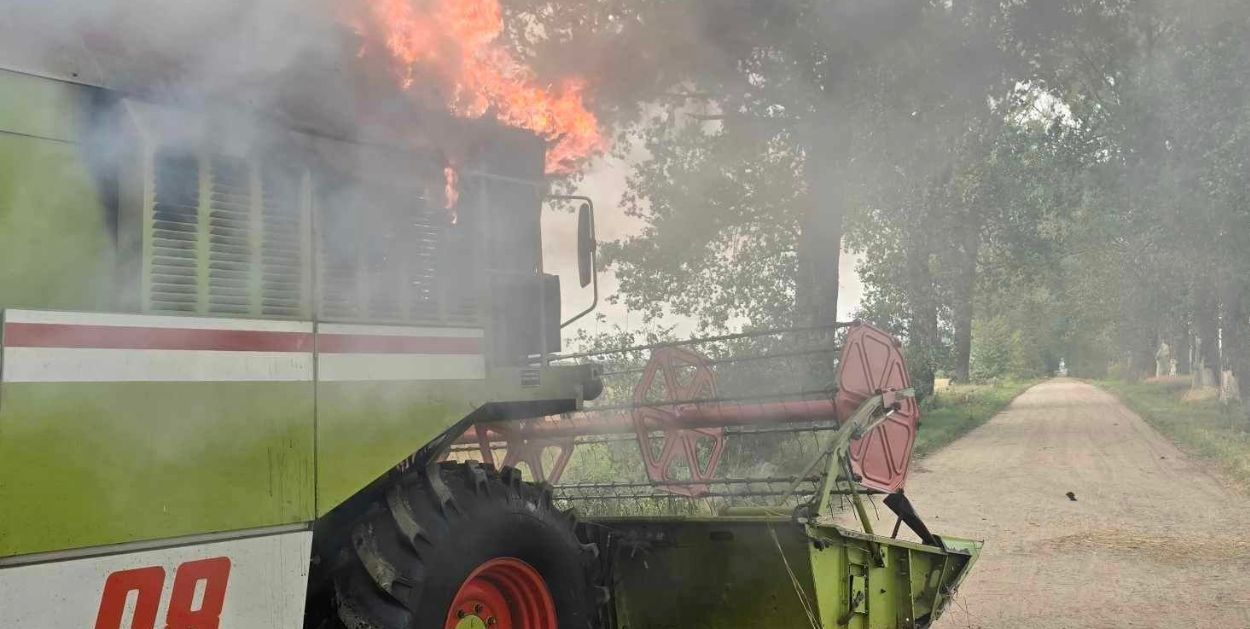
[3,323,313,352]
[316,334,481,354]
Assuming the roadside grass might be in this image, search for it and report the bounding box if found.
[913,380,1038,458]
[1097,378,1250,492]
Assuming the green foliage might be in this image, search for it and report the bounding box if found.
[508,0,1250,412]
[600,123,807,330]
[969,317,1012,382]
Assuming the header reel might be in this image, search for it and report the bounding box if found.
[453,322,918,518]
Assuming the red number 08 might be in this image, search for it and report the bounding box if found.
[94,557,232,629]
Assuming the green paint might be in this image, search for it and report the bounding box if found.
[607,519,817,628]
[315,380,486,513]
[806,524,981,629]
[0,134,114,313]
[0,71,113,314]
[0,366,590,557]
[0,68,595,563]
[0,382,315,557]
[606,518,979,629]
[0,69,95,143]
[315,366,593,513]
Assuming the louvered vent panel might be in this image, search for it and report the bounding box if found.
[443,225,479,324]
[361,197,404,322]
[319,202,362,320]
[446,288,480,324]
[260,167,304,318]
[207,157,253,315]
[407,198,445,322]
[150,152,200,313]
[317,185,481,325]
[367,197,407,322]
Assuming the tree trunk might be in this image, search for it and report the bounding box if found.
[904,198,939,401]
[1173,329,1191,375]
[796,127,845,328]
[951,224,980,383]
[1220,275,1249,410]
[1195,282,1221,388]
[1132,331,1157,381]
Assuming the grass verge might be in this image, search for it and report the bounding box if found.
[1097,378,1250,492]
[913,380,1037,458]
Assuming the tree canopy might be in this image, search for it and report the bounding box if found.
[508,0,1250,414]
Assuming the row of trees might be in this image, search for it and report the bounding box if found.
[504,1,1250,413]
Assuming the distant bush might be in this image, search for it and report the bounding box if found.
[970,317,1012,381]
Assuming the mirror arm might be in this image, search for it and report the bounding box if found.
[561,262,598,329]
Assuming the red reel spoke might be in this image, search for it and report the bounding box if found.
[631,346,726,496]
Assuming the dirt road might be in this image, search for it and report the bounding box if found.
[880,379,1250,628]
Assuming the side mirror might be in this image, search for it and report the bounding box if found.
[548,194,599,330]
[577,202,596,288]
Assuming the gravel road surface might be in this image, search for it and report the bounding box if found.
[872,379,1250,628]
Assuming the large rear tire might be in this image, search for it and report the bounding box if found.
[317,461,599,629]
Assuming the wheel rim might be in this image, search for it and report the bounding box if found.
[445,557,557,629]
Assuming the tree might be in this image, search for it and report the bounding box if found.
[506,0,1250,423]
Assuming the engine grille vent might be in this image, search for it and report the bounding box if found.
[150,151,200,314]
[143,151,472,325]
[207,156,252,315]
[261,167,306,318]
[317,185,476,325]
[144,151,309,318]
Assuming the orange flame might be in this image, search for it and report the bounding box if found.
[355,0,606,174]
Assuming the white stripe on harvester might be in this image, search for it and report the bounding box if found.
[316,353,485,382]
[316,323,484,338]
[1,348,314,383]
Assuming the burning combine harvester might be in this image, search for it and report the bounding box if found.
[0,2,978,628]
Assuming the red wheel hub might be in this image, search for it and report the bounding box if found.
[444,558,556,629]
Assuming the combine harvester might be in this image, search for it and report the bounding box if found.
[0,19,978,629]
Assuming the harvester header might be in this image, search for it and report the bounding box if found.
[456,322,919,501]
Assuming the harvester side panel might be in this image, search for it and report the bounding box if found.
[312,323,488,512]
[0,70,116,313]
[0,310,316,558]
